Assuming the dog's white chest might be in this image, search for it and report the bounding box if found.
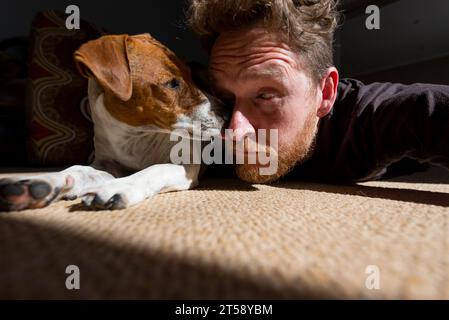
[88,84,176,171]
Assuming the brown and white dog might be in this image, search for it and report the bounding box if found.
[0,34,227,211]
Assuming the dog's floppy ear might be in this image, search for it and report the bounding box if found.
[74,35,132,101]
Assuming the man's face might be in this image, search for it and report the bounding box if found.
[209,27,337,183]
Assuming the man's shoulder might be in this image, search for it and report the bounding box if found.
[335,78,449,116]
[337,78,404,105]
[337,78,449,103]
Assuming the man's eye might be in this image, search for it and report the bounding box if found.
[257,92,277,100]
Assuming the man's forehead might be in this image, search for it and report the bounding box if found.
[208,27,300,90]
[240,63,287,80]
[209,61,290,86]
[210,40,298,84]
[211,26,295,59]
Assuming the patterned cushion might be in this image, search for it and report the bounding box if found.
[26,10,106,166]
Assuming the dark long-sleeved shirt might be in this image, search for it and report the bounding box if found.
[288,79,449,182]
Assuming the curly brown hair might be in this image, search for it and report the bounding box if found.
[187,0,340,83]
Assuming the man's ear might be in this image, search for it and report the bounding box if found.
[74,35,132,101]
[317,67,339,118]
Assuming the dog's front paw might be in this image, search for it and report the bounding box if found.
[80,179,141,210]
[0,175,73,212]
[81,192,128,210]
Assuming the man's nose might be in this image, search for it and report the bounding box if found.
[227,106,256,141]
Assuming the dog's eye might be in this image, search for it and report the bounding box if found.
[165,78,180,89]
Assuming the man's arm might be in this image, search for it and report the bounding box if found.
[290,79,449,183]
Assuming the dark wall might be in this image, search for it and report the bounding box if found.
[336,0,449,84]
[2,0,449,84]
[0,0,207,63]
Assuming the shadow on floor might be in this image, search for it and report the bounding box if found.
[275,180,449,208]
[0,214,336,299]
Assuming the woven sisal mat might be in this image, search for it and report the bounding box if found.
[0,167,448,299]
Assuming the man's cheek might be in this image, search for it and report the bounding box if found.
[275,126,295,147]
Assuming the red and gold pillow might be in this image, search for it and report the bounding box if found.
[26,10,106,166]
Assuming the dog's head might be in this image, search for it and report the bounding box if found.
[74,34,227,137]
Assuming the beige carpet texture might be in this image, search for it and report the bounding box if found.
[0,166,448,299]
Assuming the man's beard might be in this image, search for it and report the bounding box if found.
[235,111,319,183]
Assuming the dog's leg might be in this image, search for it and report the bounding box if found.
[80,164,201,210]
[0,165,115,212]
